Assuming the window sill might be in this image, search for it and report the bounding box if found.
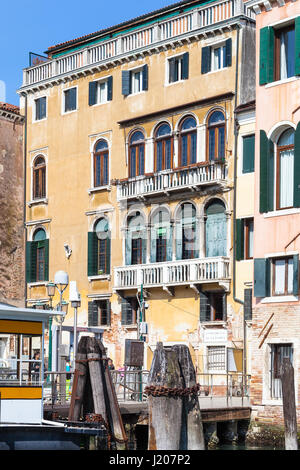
[261,295,298,303]
[121,324,137,329]
[33,117,47,124]
[28,281,48,288]
[88,275,111,282]
[62,108,78,116]
[88,185,111,194]
[126,90,146,98]
[165,79,187,87]
[201,321,227,328]
[99,325,111,330]
[265,76,300,89]
[27,198,48,207]
[205,66,228,76]
[263,208,300,218]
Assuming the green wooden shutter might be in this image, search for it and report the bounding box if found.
[254,258,270,297]
[293,122,300,207]
[89,81,97,106]
[142,64,148,91]
[293,254,299,296]
[105,233,111,274]
[260,130,273,213]
[201,46,211,74]
[106,300,111,326]
[243,134,255,173]
[107,76,113,101]
[44,238,49,281]
[87,232,98,276]
[244,288,252,321]
[259,27,274,85]
[26,241,37,283]
[88,301,99,327]
[200,291,210,322]
[236,218,244,261]
[182,52,189,79]
[295,17,300,76]
[122,70,131,96]
[225,38,232,67]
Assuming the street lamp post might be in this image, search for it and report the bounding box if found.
[69,281,81,371]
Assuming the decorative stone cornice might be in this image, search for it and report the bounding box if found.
[245,0,298,15]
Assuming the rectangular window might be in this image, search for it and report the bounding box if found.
[156,232,167,263]
[26,240,49,283]
[168,53,189,83]
[88,300,111,327]
[207,346,226,371]
[211,44,226,71]
[131,70,143,94]
[242,134,255,173]
[271,256,294,296]
[89,77,113,106]
[275,25,295,81]
[132,238,143,265]
[35,97,46,121]
[36,245,45,282]
[200,291,227,322]
[63,87,77,113]
[270,344,293,399]
[122,65,148,96]
[121,298,137,325]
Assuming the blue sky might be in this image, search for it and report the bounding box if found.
[0,0,176,106]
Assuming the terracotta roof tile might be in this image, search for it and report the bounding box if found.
[0,102,20,115]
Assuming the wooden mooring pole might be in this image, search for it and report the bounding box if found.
[281,357,298,450]
[147,342,205,450]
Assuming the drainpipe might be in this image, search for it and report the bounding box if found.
[22,92,28,308]
[232,24,247,379]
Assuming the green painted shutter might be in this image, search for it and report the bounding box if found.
[259,27,274,85]
[225,38,232,67]
[105,233,111,274]
[88,301,99,327]
[142,64,148,91]
[44,238,49,281]
[106,300,111,326]
[182,52,189,79]
[107,76,113,101]
[235,218,244,261]
[244,288,252,321]
[87,232,98,276]
[89,81,97,106]
[260,130,274,213]
[122,70,131,96]
[243,134,255,173]
[26,241,37,283]
[293,254,299,296]
[295,17,300,76]
[254,258,270,297]
[200,291,210,322]
[293,122,300,207]
[201,46,211,74]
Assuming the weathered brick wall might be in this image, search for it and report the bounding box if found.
[0,112,24,304]
[250,303,300,426]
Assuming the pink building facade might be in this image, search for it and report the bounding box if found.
[245,0,300,427]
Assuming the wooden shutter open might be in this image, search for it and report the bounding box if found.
[87,232,98,276]
[201,46,211,74]
[243,134,255,173]
[293,122,300,207]
[200,291,210,322]
[293,254,299,296]
[88,301,99,327]
[26,241,37,283]
[182,52,189,79]
[260,130,274,213]
[107,76,113,101]
[235,218,244,261]
[89,81,97,106]
[254,258,270,298]
[259,27,274,85]
[295,17,300,76]
[225,38,232,67]
[142,64,148,91]
[244,288,252,321]
[122,70,131,96]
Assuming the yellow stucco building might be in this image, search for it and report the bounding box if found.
[18,0,255,374]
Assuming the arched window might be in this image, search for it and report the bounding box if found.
[125,211,146,265]
[276,128,294,210]
[176,203,198,260]
[26,228,49,283]
[129,131,145,178]
[207,110,225,161]
[33,156,46,199]
[205,200,227,257]
[150,208,172,263]
[87,218,111,276]
[154,123,173,172]
[94,139,109,187]
[179,116,197,167]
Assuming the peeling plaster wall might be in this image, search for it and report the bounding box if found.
[0,115,24,304]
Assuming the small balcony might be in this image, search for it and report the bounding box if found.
[116,162,227,202]
[114,256,230,292]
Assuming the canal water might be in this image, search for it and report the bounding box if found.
[212,443,283,450]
